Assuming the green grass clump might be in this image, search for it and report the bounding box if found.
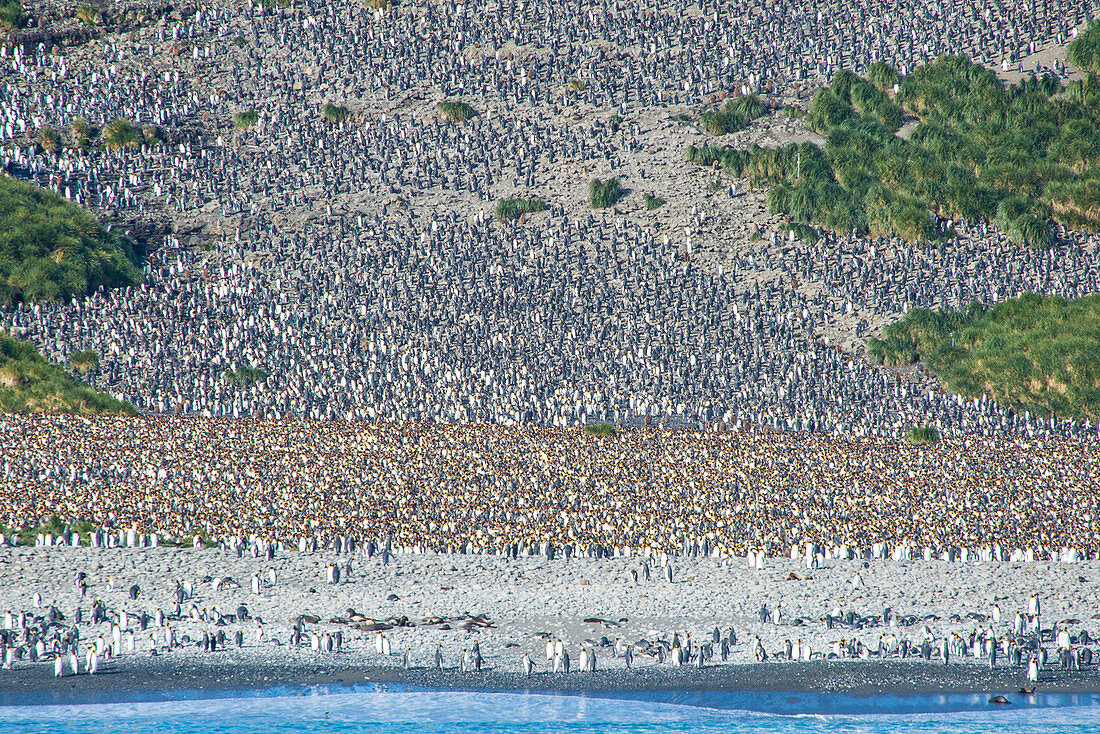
[496,197,547,221]
[0,174,142,306]
[69,349,100,373]
[362,0,392,9]
[588,177,624,209]
[437,101,478,123]
[36,125,60,154]
[233,110,259,130]
[0,332,137,415]
[583,421,617,437]
[868,293,1100,421]
[643,194,665,210]
[70,118,93,149]
[101,119,144,149]
[700,94,768,135]
[225,364,268,384]
[0,0,24,31]
[75,4,99,25]
[688,56,1100,246]
[906,425,941,444]
[322,102,351,124]
[567,79,587,92]
[1068,20,1100,72]
[866,61,901,92]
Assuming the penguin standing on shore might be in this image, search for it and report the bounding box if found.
[1027,656,1039,682]
[522,652,534,677]
[624,645,633,669]
[434,645,444,669]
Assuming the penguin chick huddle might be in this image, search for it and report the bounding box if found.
[1,414,1098,558]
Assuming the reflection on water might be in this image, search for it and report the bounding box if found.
[1,686,1099,734]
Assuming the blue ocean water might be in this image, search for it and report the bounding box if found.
[1,686,1099,734]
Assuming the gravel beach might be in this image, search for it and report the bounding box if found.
[3,544,1100,703]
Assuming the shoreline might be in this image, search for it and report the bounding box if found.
[5,547,1100,715]
[3,658,1100,709]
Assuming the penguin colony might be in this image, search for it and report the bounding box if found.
[1,415,1098,557]
[0,0,1097,440]
[1,0,1099,694]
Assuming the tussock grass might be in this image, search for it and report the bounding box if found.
[437,101,478,123]
[906,425,941,444]
[233,110,259,130]
[496,197,547,221]
[700,94,768,135]
[0,174,142,305]
[583,421,617,437]
[0,0,24,31]
[869,293,1100,421]
[101,119,144,149]
[688,56,1100,246]
[0,332,136,415]
[70,118,93,149]
[225,364,268,384]
[36,125,60,154]
[69,349,100,373]
[322,102,351,124]
[588,177,624,209]
[1068,20,1100,72]
[75,4,99,25]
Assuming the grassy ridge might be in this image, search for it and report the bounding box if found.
[868,293,1100,421]
[0,174,142,305]
[0,331,137,415]
[689,56,1100,246]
